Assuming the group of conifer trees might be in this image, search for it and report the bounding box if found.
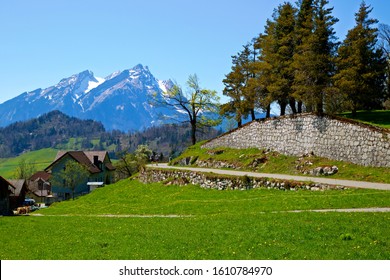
[222,0,389,126]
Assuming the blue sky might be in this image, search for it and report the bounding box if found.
[1,0,389,104]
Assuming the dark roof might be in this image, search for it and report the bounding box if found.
[105,162,116,171]
[46,151,115,174]
[30,171,51,182]
[67,151,101,173]
[0,176,15,190]
[30,188,51,197]
[8,179,27,197]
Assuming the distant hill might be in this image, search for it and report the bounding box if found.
[0,110,221,159]
[0,110,105,157]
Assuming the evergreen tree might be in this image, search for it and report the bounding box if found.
[255,19,277,114]
[292,0,338,114]
[378,23,390,104]
[334,1,386,116]
[242,42,261,121]
[221,43,256,127]
[293,0,315,113]
[221,51,245,127]
[257,3,297,116]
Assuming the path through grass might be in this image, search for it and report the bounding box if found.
[0,179,389,260]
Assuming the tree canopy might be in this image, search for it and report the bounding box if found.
[333,1,387,116]
[50,160,89,200]
[220,0,388,123]
[152,74,221,145]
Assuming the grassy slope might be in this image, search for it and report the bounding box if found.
[0,179,389,260]
[0,148,58,178]
[339,110,390,129]
[173,143,390,184]
[172,111,390,184]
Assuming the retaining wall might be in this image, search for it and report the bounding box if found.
[202,113,390,167]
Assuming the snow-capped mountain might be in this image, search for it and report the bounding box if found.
[0,64,182,131]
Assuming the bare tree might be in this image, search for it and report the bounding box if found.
[151,74,221,145]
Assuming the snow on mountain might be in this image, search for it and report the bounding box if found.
[86,77,105,93]
[0,64,183,131]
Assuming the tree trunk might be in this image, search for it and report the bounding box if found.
[279,101,287,116]
[266,105,271,118]
[191,122,197,145]
[317,101,324,115]
[251,109,256,121]
[316,93,324,114]
[289,98,297,114]
[298,101,303,113]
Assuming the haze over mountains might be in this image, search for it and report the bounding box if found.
[0,64,182,131]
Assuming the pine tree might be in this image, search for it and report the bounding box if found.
[334,1,386,116]
[257,3,297,116]
[222,43,259,127]
[292,0,338,114]
[221,63,246,127]
[293,0,315,113]
[379,23,390,104]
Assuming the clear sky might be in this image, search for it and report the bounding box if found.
[1,0,389,104]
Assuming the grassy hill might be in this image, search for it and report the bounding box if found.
[0,178,389,259]
[169,110,390,184]
[172,143,390,184]
[0,148,58,179]
[339,110,390,129]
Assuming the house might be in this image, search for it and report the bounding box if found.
[8,179,29,210]
[45,151,115,200]
[0,176,15,215]
[29,171,52,204]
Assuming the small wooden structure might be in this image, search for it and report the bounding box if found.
[0,176,15,215]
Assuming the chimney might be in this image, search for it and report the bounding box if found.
[93,155,99,166]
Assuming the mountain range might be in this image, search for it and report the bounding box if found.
[0,64,182,131]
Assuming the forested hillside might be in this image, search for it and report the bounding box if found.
[0,110,221,158]
[0,111,105,157]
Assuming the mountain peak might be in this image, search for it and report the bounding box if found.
[132,63,148,72]
[55,69,97,89]
[0,64,184,131]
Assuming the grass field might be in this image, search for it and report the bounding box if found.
[0,178,389,260]
[339,110,390,129]
[0,148,58,178]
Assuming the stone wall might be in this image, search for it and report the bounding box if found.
[202,113,390,167]
[139,169,346,191]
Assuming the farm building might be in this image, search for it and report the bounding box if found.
[44,151,115,200]
[8,179,28,210]
[29,171,52,204]
[0,176,15,215]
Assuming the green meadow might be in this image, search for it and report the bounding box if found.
[0,179,389,260]
[0,148,58,178]
[339,110,390,129]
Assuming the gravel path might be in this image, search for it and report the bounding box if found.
[29,207,390,217]
[149,164,390,191]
